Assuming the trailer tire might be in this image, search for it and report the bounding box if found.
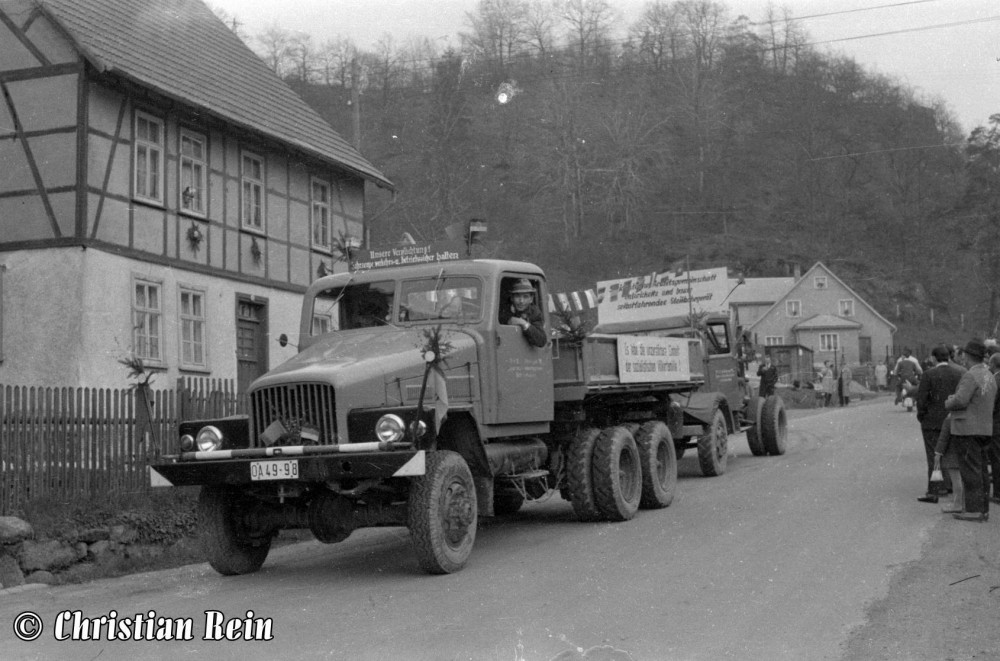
[745,396,767,457]
[592,426,642,521]
[567,427,602,521]
[198,486,271,576]
[761,395,788,455]
[697,408,729,477]
[407,450,477,574]
[635,421,677,509]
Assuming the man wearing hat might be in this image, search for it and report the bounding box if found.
[942,338,998,521]
[916,344,965,503]
[500,279,547,348]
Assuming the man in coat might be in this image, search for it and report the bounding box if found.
[757,354,779,397]
[915,344,965,503]
[943,338,998,521]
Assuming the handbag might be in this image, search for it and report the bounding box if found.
[930,455,944,483]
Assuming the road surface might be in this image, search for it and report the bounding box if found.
[0,398,973,660]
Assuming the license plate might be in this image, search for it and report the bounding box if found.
[250,459,299,481]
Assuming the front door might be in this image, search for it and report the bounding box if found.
[490,274,554,424]
[236,295,268,396]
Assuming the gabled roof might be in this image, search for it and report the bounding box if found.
[793,314,862,330]
[748,262,897,333]
[37,0,393,189]
[727,277,795,305]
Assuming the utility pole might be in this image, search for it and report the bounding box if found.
[350,57,361,150]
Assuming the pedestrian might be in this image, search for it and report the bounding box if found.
[894,348,923,405]
[875,360,888,391]
[915,344,965,503]
[989,351,1000,504]
[820,361,835,407]
[757,354,779,398]
[839,360,853,406]
[942,338,998,522]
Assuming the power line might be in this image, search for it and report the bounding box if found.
[749,0,943,26]
[807,142,965,162]
[809,15,1000,47]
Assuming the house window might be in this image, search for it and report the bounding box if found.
[132,279,163,363]
[786,300,801,318]
[241,152,265,231]
[134,112,164,204]
[765,336,784,346]
[839,299,855,317]
[179,287,207,369]
[180,130,207,216]
[814,276,828,289]
[311,178,331,250]
[820,333,839,352]
[312,314,332,336]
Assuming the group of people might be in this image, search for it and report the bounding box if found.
[815,359,853,407]
[914,340,1000,523]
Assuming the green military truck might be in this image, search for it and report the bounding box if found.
[150,258,786,575]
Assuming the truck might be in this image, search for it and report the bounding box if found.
[150,258,787,575]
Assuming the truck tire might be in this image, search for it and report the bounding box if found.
[567,427,602,521]
[197,486,271,576]
[592,426,642,521]
[408,450,478,574]
[493,482,525,516]
[745,396,767,457]
[697,408,729,477]
[635,421,677,509]
[761,395,788,455]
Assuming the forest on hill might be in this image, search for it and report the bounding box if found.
[217,0,1000,350]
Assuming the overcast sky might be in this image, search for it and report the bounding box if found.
[208,0,999,133]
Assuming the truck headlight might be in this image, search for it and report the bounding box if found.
[179,434,195,451]
[375,414,406,443]
[196,425,224,452]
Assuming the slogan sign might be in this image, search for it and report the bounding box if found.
[617,335,691,383]
[596,267,729,327]
[350,241,465,271]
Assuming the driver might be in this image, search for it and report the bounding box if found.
[500,279,547,348]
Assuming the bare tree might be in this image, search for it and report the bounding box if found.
[628,0,685,74]
[523,0,557,57]
[256,22,293,76]
[462,0,528,74]
[557,0,615,71]
[317,36,358,87]
[288,31,316,83]
[207,4,249,43]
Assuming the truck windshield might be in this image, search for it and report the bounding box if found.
[311,280,396,333]
[398,276,482,323]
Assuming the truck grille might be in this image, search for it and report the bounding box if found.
[249,383,337,447]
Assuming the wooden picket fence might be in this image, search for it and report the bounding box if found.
[0,378,245,515]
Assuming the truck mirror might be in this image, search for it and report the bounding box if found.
[279,333,289,348]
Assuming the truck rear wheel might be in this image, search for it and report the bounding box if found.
[635,421,677,509]
[697,408,729,477]
[761,395,788,455]
[408,450,478,574]
[745,396,767,457]
[197,486,271,576]
[567,427,602,521]
[592,426,642,521]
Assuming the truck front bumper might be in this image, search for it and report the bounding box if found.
[149,449,426,488]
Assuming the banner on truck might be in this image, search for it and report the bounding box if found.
[596,267,729,326]
[617,335,691,383]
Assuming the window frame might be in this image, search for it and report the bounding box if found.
[813,275,828,290]
[786,300,801,318]
[311,177,332,252]
[179,128,208,218]
[838,299,855,317]
[133,111,164,205]
[820,333,840,352]
[132,276,164,366]
[178,285,209,371]
[764,336,784,346]
[240,150,266,233]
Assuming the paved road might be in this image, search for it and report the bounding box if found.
[0,398,937,660]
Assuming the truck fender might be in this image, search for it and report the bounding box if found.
[436,414,492,477]
[678,392,732,432]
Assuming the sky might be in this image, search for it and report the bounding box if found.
[207,0,1000,134]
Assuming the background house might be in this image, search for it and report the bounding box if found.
[0,0,392,389]
[745,262,896,368]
